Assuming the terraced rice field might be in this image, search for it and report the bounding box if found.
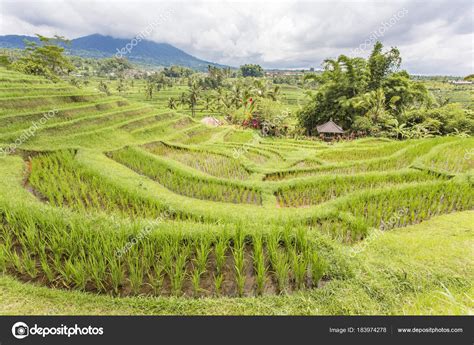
[0,67,473,313]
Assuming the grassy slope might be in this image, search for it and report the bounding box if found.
[1,211,472,315]
[1,68,472,315]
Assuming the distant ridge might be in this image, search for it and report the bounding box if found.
[0,33,229,71]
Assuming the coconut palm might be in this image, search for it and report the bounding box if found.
[186,81,201,117]
[252,79,267,97]
[179,92,187,107]
[229,84,242,108]
[267,85,281,101]
[144,80,154,100]
[215,88,229,111]
[353,88,387,123]
[203,94,216,112]
[167,97,177,110]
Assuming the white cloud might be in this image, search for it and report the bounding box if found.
[0,0,472,75]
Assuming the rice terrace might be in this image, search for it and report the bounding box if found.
[0,2,473,322]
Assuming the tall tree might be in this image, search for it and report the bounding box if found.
[367,41,401,90]
[200,65,225,89]
[186,80,202,117]
[12,34,75,81]
[240,64,264,77]
[145,80,154,100]
[297,41,429,135]
[116,78,128,94]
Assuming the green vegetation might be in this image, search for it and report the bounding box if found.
[28,150,172,219]
[144,141,251,180]
[298,42,473,137]
[240,64,264,78]
[108,146,262,205]
[1,211,472,315]
[275,170,444,207]
[420,139,474,174]
[11,35,75,81]
[0,203,324,297]
[6,38,468,141]
[0,40,472,316]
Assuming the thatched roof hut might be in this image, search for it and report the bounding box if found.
[316,119,344,134]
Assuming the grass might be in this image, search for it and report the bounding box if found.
[108,146,263,205]
[417,138,474,174]
[275,170,444,207]
[143,141,251,180]
[28,150,172,219]
[0,211,471,315]
[0,201,326,297]
[263,138,456,180]
[0,67,472,315]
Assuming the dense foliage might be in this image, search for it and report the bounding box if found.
[240,64,264,77]
[11,35,75,81]
[298,42,473,137]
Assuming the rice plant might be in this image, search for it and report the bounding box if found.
[109,147,262,205]
[28,150,173,220]
[232,230,246,297]
[275,170,444,207]
[144,141,250,180]
[2,80,464,304]
[252,234,267,295]
[265,138,452,181]
[420,138,474,174]
[339,180,474,229]
[310,252,326,288]
[0,202,331,298]
[191,237,211,296]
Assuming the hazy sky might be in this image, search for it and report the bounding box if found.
[0,0,472,75]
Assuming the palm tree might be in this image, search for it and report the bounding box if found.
[179,92,187,107]
[167,97,177,110]
[353,88,386,123]
[186,81,201,117]
[241,87,253,106]
[98,81,111,96]
[203,94,215,112]
[144,80,154,100]
[252,79,266,97]
[230,84,242,108]
[215,88,228,111]
[267,85,281,101]
[366,88,386,122]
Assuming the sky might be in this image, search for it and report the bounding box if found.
[0,0,473,75]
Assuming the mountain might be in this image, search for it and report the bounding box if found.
[0,34,228,71]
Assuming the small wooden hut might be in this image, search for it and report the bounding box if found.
[316,119,344,140]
